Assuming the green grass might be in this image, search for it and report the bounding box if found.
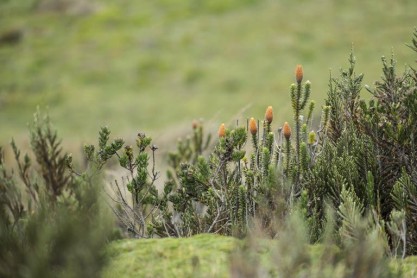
[104,234,239,278]
[104,234,417,277]
[1,0,416,149]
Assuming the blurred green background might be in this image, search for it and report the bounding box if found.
[1,0,416,152]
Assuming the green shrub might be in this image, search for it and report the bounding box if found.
[72,127,163,239]
[231,209,400,278]
[0,110,114,277]
[301,28,417,255]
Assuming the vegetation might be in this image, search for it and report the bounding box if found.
[0,111,115,277]
[2,1,417,276]
[104,222,417,278]
[105,234,238,278]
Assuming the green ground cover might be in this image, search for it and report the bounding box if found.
[104,234,238,278]
[1,0,416,149]
[104,234,417,278]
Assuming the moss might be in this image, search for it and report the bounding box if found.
[104,234,239,278]
[105,235,417,277]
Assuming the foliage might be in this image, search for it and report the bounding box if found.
[103,216,417,278]
[156,123,251,237]
[140,64,333,238]
[391,170,417,256]
[231,210,400,278]
[84,30,417,257]
[301,29,417,256]
[29,110,72,200]
[0,111,114,277]
[72,128,161,238]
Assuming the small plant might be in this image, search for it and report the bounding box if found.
[72,128,161,238]
[154,123,249,237]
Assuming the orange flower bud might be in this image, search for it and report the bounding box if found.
[192,120,198,129]
[295,64,303,83]
[283,122,291,140]
[265,106,273,124]
[218,123,226,138]
[249,117,257,135]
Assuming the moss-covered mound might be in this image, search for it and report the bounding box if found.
[105,234,417,277]
[104,234,239,278]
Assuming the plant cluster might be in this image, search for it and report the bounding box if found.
[231,209,401,278]
[302,29,417,256]
[0,110,114,277]
[91,63,329,238]
[152,64,331,238]
[76,128,161,238]
[85,30,417,257]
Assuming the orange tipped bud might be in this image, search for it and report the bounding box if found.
[295,64,303,83]
[265,106,273,124]
[249,117,257,135]
[283,122,291,140]
[192,120,198,129]
[218,123,226,138]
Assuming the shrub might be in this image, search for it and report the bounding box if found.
[0,110,114,277]
[302,28,417,254]
[230,208,400,278]
[147,66,330,238]
[93,29,417,252]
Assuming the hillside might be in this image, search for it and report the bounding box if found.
[1,0,416,148]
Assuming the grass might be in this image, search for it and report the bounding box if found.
[104,234,239,278]
[1,0,416,152]
[104,234,417,277]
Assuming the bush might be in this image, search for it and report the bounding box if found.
[86,28,417,259]
[0,110,114,277]
[302,28,417,255]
